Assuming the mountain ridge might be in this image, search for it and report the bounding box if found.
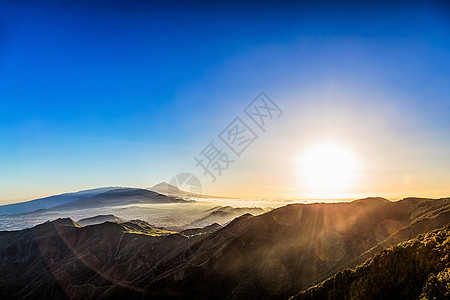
[291,224,450,300]
[40,188,189,211]
[0,197,449,299]
[0,187,122,215]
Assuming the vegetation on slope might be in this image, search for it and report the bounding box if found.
[292,224,450,300]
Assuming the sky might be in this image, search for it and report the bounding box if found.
[0,0,450,204]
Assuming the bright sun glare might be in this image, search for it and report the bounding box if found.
[300,143,358,199]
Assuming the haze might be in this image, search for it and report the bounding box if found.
[1,1,450,204]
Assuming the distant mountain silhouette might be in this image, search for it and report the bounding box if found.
[188,206,267,227]
[0,187,121,215]
[49,188,189,211]
[150,181,186,195]
[149,181,229,199]
[0,197,448,299]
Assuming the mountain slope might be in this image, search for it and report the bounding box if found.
[142,197,450,299]
[149,181,228,199]
[0,218,208,300]
[187,206,267,227]
[150,182,186,196]
[0,187,121,215]
[77,214,126,226]
[291,224,450,300]
[0,197,449,300]
[50,188,188,211]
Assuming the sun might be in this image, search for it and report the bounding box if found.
[300,143,358,199]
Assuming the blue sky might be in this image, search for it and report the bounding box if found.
[1,0,450,203]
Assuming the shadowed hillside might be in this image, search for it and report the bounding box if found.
[0,218,216,299]
[291,224,450,300]
[141,197,450,299]
[0,197,449,299]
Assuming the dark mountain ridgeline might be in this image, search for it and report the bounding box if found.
[0,218,206,299]
[141,197,449,299]
[0,197,448,299]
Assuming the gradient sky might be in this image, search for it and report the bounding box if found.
[1,0,450,204]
